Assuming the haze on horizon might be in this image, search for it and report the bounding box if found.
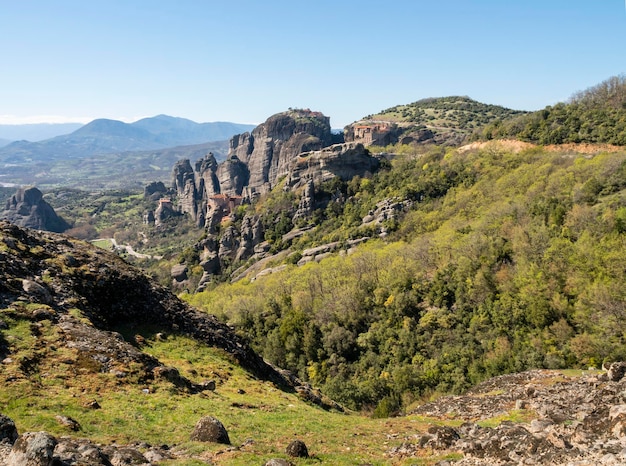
[1,0,625,128]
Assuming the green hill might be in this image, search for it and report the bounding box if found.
[480,75,626,145]
[353,96,527,145]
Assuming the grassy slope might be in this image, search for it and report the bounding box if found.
[0,310,464,465]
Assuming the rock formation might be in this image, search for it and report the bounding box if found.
[153,198,180,226]
[146,110,383,282]
[143,181,167,200]
[1,186,69,233]
[284,142,379,190]
[230,109,333,197]
[171,158,198,221]
[387,366,626,465]
[190,416,230,444]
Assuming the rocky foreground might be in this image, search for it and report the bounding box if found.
[389,364,626,465]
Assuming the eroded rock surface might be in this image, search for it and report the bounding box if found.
[388,366,626,465]
[1,187,69,233]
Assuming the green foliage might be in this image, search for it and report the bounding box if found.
[374,96,527,128]
[187,146,626,412]
[480,75,626,146]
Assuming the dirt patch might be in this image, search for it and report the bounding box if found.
[458,139,624,155]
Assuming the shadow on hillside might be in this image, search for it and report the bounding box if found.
[0,332,8,360]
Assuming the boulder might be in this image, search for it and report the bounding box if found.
[0,414,18,444]
[264,459,293,466]
[190,416,230,444]
[607,362,626,381]
[54,415,80,431]
[170,264,188,283]
[285,439,308,458]
[6,432,57,466]
[22,280,52,305]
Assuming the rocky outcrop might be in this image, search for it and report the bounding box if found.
[387,366,626,465]
[171,159,198,221]
[153,198,180,227]
[147,111,383,281]
[285,143,379,190]
[0,220,283,383]
[292,180,315,225]
[0,415,174,466]
[231,109,333,196]
[216,155,249,195]
[195,152,220,198]
[361,198,412,237]
[143,181,167,200]
[235,214,264,262]
[151,111,378,230]
[1,187,69,233]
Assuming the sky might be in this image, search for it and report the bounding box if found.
[1,0,625,128]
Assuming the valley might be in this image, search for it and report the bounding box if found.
[2,75,626,464]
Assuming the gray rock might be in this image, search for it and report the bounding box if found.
[170,264,188,283]
[285,439,308,458]
[424,425,460,449]
[264,459,293,466]
[0,414,18,444]
[218,225,239,262]
[292,180,315,225]
[6,431,57,466]
[22,280,52,305]
[195,152,220,198]
[216,155,249,195]
[235,214,264,262]
[143,181,167,199]
[190,416,230,444]
[229,110,332,197]
[54,415,80,431]
[608,362,626,381]
[109,447,149,465]
[171,159,197,217]
[1,187,69,233]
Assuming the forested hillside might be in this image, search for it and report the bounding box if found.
[185,142,626,413]
[480,75,626,145]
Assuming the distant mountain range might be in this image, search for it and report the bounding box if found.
[0,115,255,164]
[0,122,84,142]
[0,115,255,189]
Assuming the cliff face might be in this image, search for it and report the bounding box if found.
[165,110,334,227]
[156,110,384,283]
[285,142,379,190]
[1,187,69,233]
[232,110,333,195]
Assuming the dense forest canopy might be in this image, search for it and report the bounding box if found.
[185,143,626,413]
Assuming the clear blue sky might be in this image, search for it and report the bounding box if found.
[1,0,625,128]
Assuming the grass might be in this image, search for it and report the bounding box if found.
[1,314,463,465]
[477,409,536,428]
[91,239,114,250]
